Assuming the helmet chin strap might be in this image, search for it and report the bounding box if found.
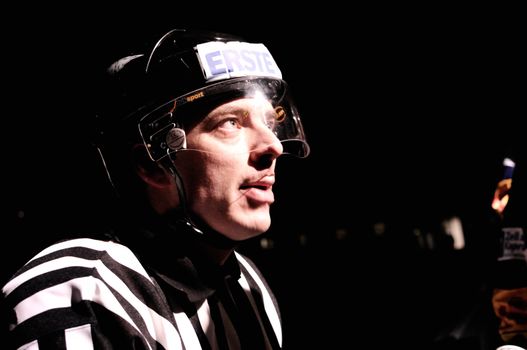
[160,156,204,235]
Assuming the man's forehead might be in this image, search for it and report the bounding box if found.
[206,97,275,115]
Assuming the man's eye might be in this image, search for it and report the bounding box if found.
[218,118,241,129]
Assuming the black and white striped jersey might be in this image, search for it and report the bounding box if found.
[2,237,282,349]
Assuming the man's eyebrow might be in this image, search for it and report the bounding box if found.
[206,104,250,120]
[210,105,245,115]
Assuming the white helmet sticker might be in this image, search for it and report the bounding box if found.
[196,41,282,82]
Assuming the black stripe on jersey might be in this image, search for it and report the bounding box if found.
[89,302,164,350]
[11,307,92,348]
[38,328,66,350]
[10,302,163,350]
[207,295,229,350]
[6,266,96,307]
[9,246,105,280]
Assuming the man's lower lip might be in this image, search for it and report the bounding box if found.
[243,188,274,203]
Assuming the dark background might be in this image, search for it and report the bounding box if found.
[2,5,525,349]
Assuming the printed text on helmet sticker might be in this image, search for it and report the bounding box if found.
[196,41,282,82]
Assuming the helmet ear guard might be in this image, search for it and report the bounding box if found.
[138,106,188,161]
[166,127,187,152]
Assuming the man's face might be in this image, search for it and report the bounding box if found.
[174,96,284,240]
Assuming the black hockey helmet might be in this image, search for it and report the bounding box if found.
[95,28,310,162]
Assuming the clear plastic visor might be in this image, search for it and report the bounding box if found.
[138,77,310,162]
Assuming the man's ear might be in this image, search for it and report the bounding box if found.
[132,144,172,188]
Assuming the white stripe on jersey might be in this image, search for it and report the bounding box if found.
[64,324,94,350]
[236,252,282,346]
[196,299,218,350]
[173,311,202,350]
